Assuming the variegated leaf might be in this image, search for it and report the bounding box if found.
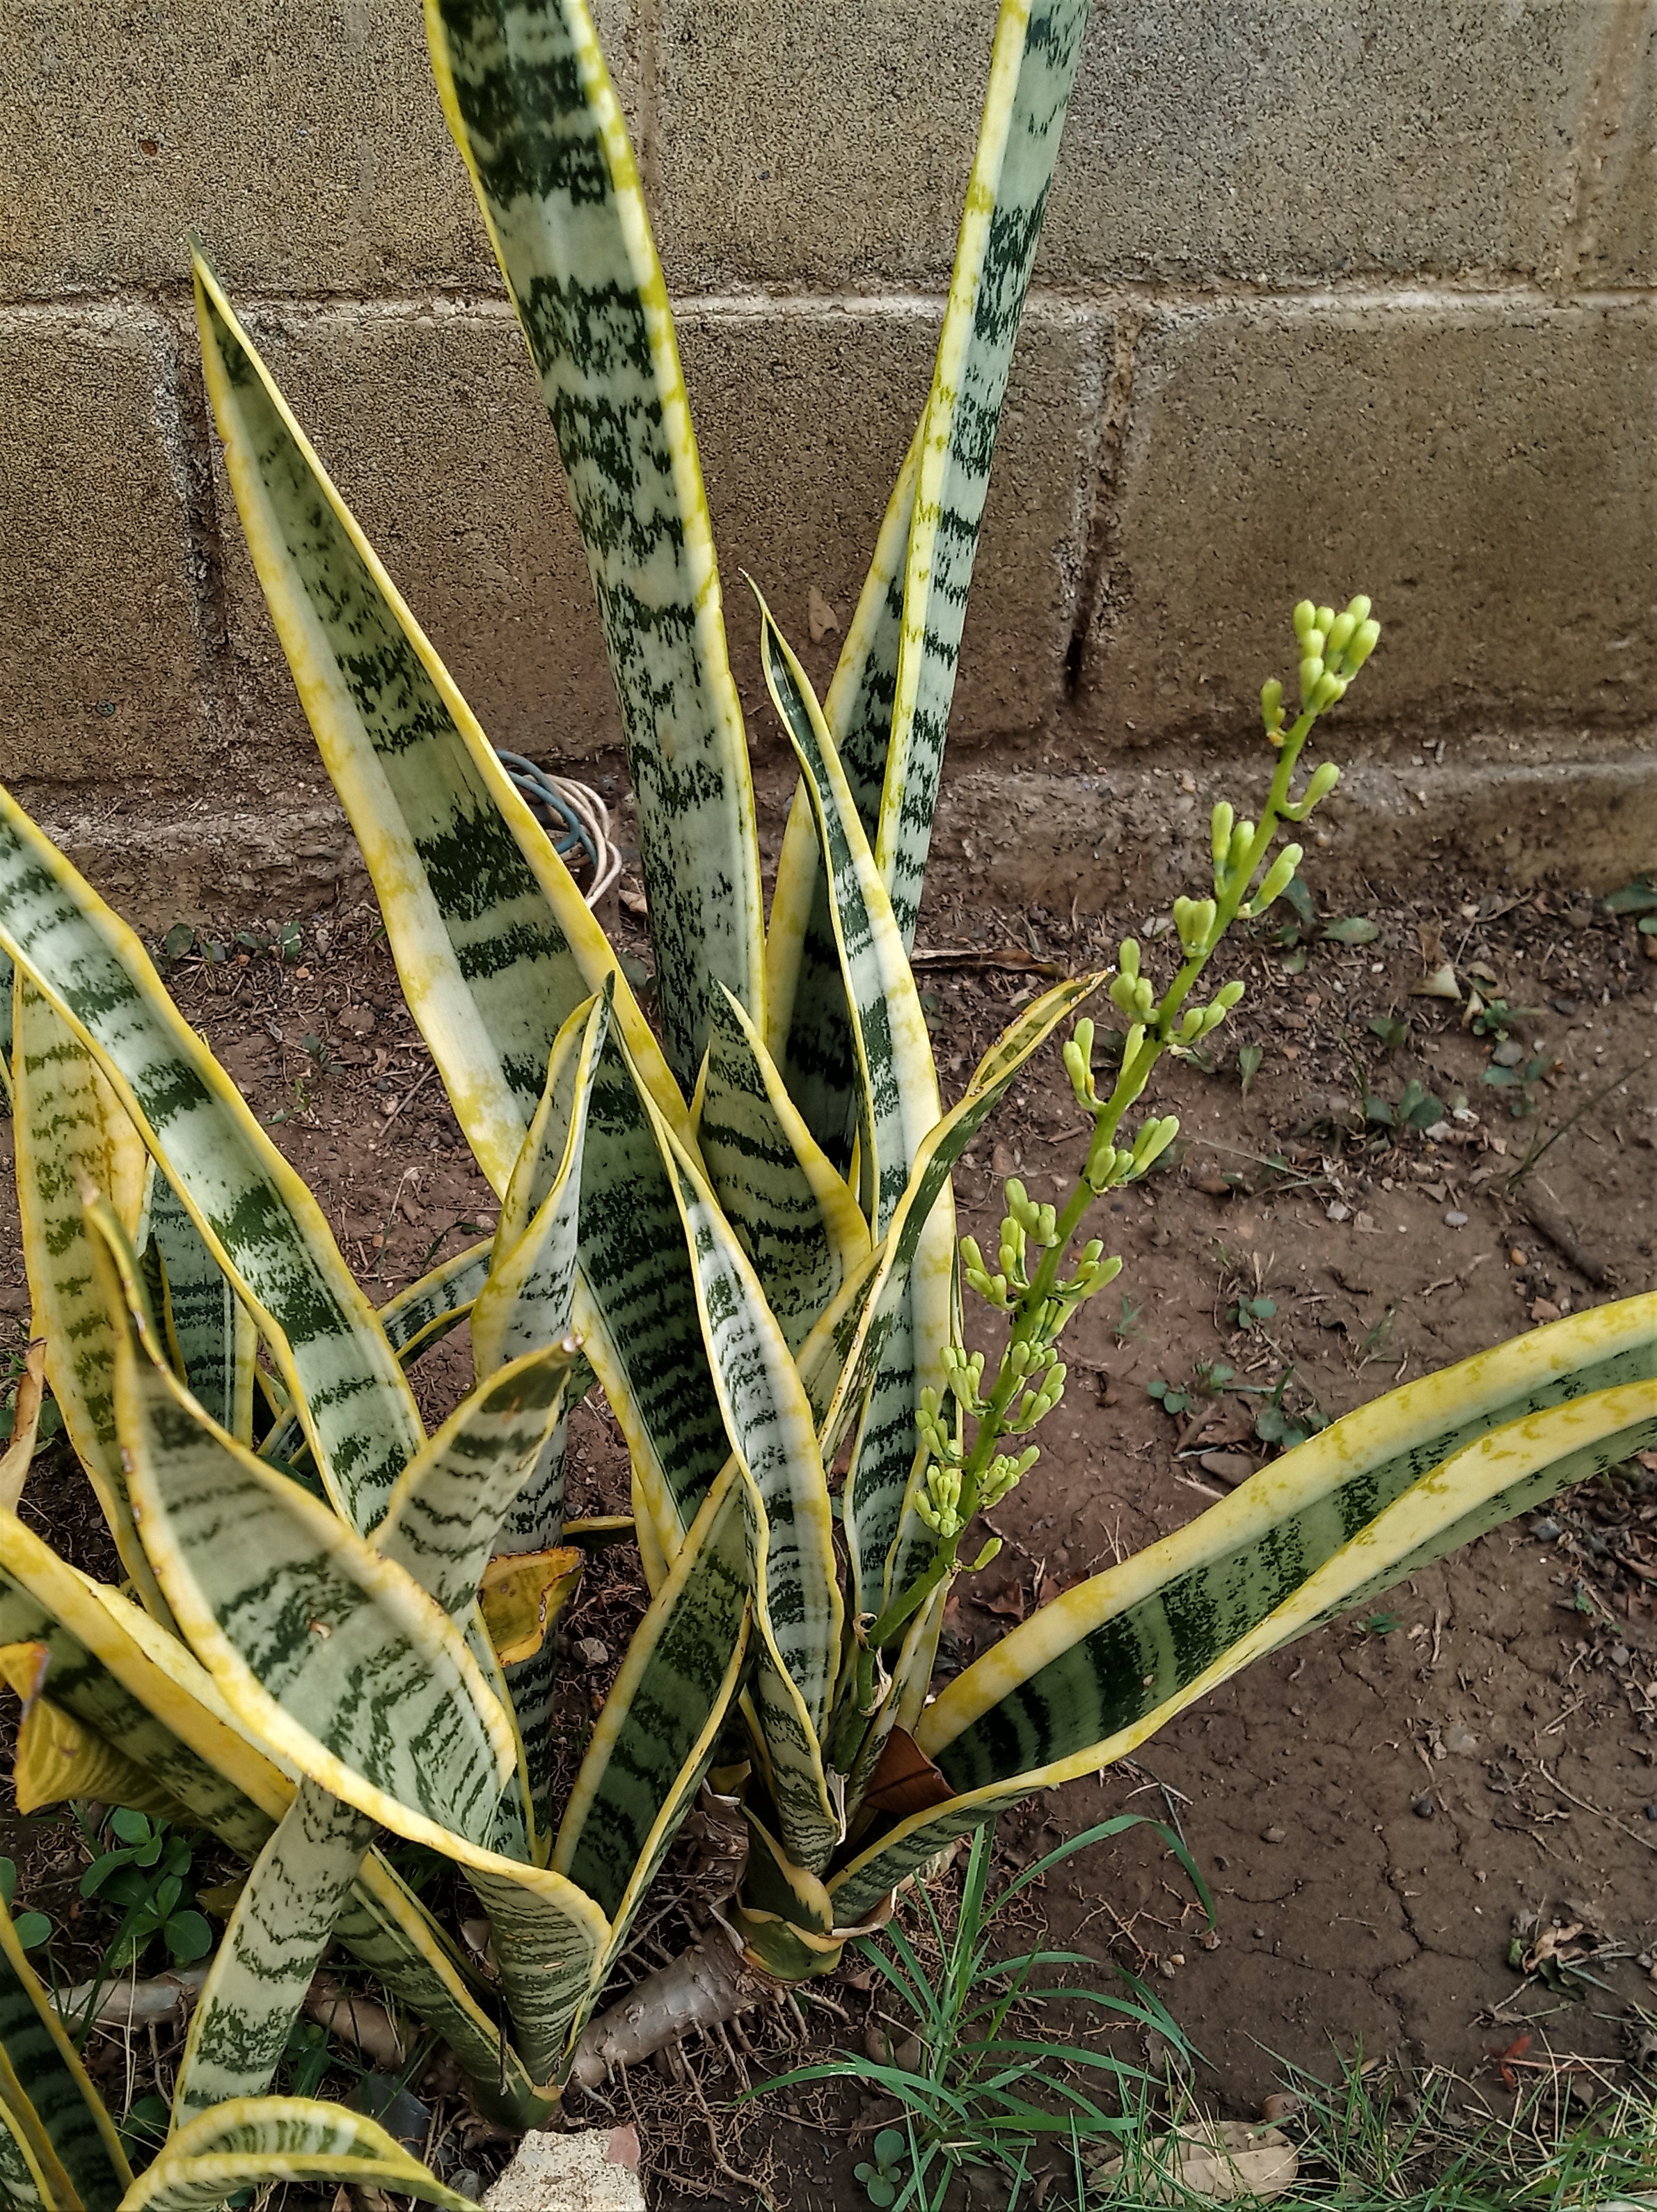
[10,977,167,1617]
[0,1895,132,2210]
[0,2094,53,2211]
[765,425,922,1169]
[150,1172,256,1444]
[692,986,870,1356]
[828,1323,1657,1921]
[173,1780,373,2124]
[756,597,937,1234]
[0,797,424,1534]
[879,0,1090,947]
[554,1459,749,1968]
[195,258,680,1195]
[109,1254,515,1847]
[119,2098,467,2212]
[374,1338,580,1618]
[637,1073,841,1734]
[427,0,765,1094]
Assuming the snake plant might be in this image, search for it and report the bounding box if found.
[0,0,1651,2202]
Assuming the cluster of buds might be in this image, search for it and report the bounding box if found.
[1001,1336,1067,1432]
[980,1446,1040,1510]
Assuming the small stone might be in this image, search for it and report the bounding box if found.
[1422,1121,1452,1141]
[1326,1201,1350,1223]
[573,1637,610,1670]
[1444,1210,1469,1228]
[1532,1518,1562,1541]
[1551,995,1578,1016]
[1530,1297,1562,1323]
[1610,1645,1631,1668]
[1413,1795,1436,1819]
[1200,1450,1258,1488]
[1260,2093,1301,2124]
[1508,1247,1526,1265]
[1443,1724,1480,1756]
[1262,1824,1287,1844]
[1353,1208,1377,1233]
[1644,1805,1657,1822]
[1253,1927,1268,1940]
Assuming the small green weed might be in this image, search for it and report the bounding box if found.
[751,1818,1204,2212]
[77,1808,212,1975]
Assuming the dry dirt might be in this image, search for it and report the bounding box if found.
[1,846,1654,2206]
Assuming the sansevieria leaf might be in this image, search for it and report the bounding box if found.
[880,0,1090,947]
[11,978,167,1615]
[555,1459,750,1964]
[172,1780,374,2123]
[692,985,870,1357]
[427,0,765,1093]
[0,1893,132,2211]
[119,2097,468,2212]
[195,257,679,1194]
[0,801,423,1533]
[765,425,922,1170]
[150,1172,257,1446]
[827,1313,1657,1920]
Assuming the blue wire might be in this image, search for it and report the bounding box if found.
[494,750,599,874]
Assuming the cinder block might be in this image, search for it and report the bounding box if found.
[651,0,1581,290]
[210,301,619,781]
[216,299,1103,777]
[0,306,211,796]
[0,0,639,297]
[1076,298,1656,743]
[679,302,1104,752]
[1573,0,1657,286]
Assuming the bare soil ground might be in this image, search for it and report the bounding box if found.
[0,854,1654,2206]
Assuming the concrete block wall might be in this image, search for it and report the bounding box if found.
[1,0,1652,921]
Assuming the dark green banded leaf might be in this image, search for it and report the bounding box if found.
[374,1339,580,1617]
[0,1895,132,2210]
[0,2094,53,2210]
[257,1235,495,1477]
[150,1173,256,1444]
[637,1071,841,1734]
[878,0,1089,947]
[110,1265,515,1848]
[765,426,921,1169]
[0,794,424,1535]
[473,988,610,1380]
[11,979,170,1620]
[553,1460,748,1940]
[427,0,765,1095]
[120,2097,468,2212]
[566,1025,731,1568]
[693,986,870,1357]
[334,1858,555,2129]
[173,1779,373,2124]
[826,1328,1657,1922]
[195,258,681,1195]
[756,596,938,1236]
[0,1522,553,2125]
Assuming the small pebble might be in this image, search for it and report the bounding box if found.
[1253,1927,1268,1940]
[1413,1795,1436,1819]
[1326,1201,1350,1223]
[1444,1210,1468,1228]
[573,1636,610,1670]
[1262,1824,1287,1844]
[1443,1723,1480,1756]
[1261,2093,1301,2124]
[1611,1644,1631,1668]
[1532,1517,1562,1542]
[1644,1805,1657,1822]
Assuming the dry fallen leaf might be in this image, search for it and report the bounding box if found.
[1093,2120,1298,2204]
[807,584,841,643]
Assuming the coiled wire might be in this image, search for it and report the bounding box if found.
[495,751,623,907]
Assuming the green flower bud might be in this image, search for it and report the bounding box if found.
[1173,894,1216,956]
[968,1537,1003,1572]
[1246,843,1303,914]
[1215,979,1246,1011]
[1347,616,1381,670]
[1118,938,1141,981]
[1299,654,1324,707]
[1258,681,1283,736]
[1178,1006,1204,1041]
[1325,610,1356,659]
[1302,761,1341,808]
[1292,599,1317,643]
[1346,594,1372,626]
[1315,604,1335,635]
[1228,821,1255,873]
[1132,1114,1180,1174]
[1036,1203,1057,1247]
[1313,669,1347,711]
[1211,799,1235,869]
